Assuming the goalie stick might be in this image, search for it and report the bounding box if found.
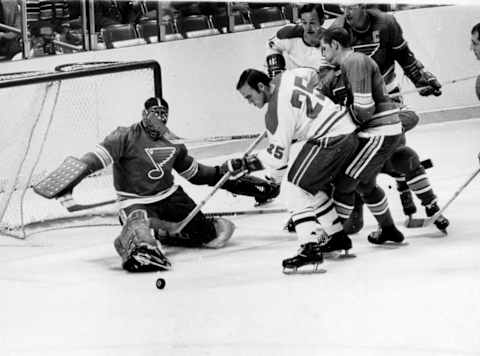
[406,152,480,228]
[169,131,267,235]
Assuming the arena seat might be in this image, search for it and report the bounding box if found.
[137,20,183,43]
[250,6,290,29]
[179,14,220,39]
[213,10,254,33]
[101,24,146,49]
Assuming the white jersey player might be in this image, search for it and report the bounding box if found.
[265,4,332,77]
[227,67,359,272]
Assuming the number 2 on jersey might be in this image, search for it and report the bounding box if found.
[290,76,325,119]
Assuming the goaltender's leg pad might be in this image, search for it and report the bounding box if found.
[33,156,88,199]
[203,217,235,248]
[114,209,169,272]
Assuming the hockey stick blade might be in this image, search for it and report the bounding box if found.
[406,164,480,229]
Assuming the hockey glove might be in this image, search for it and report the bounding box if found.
[415,71,442,97]
[222,175,280,205]
[404,60,441,97]
[266,53,286,78]
[221,155,264,180]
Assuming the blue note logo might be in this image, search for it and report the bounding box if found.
[144,147,176,180]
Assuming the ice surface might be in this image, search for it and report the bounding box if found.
[1,119,479,356]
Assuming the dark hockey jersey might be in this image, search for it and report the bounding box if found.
[331,9,415,92]
[319,52,402,137]
[93,123,197,205]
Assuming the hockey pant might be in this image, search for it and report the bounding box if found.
[334,134,403,227]
[284,134,359,243]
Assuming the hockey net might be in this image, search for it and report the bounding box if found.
[0,60,162,238]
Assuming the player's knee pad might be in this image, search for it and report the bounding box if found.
[399,109,419,132]
[390,146,421,174]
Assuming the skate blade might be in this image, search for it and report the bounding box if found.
[323,251,357,260]
[282,264,326,275]
[370,241,409,248]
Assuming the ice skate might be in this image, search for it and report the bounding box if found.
[425,202,449,234]
[320,230,355,259]
[367,225,405,245]
[400,190,417,217]
[282,242,326,274]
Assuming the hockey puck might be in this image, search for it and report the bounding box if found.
[156,278,166,290]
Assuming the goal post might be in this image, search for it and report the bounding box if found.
[0,60,162,238]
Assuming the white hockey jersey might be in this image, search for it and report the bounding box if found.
[266,25,331,71]
[257,68,357,171]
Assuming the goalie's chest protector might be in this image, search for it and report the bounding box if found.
[107,127,183,196]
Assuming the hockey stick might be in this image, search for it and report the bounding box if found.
[390,75,478,99]
[169,131,267,235]
[174,133,261,145]
[57,194,117,212]
[406,152,480,228]
[205,207,287,218]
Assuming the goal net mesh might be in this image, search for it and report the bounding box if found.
[0,61,162,238]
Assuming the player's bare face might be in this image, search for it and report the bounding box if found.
[239,84,267,108]
[301,11,323,46]
[471,31,480,60]
[341,4,367,30]
[320,40,336,65]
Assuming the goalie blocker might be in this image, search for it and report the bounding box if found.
[33,156,92,199]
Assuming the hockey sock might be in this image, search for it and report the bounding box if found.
[313,198,343,236]
[406,166,437,207]
[291,208,322,244]
[362,186,395,227]
[395,176,409,192]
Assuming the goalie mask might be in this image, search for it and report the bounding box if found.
[141,97,169,140]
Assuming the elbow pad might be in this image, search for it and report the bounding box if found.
[266,53,286,78]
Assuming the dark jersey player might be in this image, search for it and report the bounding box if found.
[34,97,279,272]
[328,5,448,233]
[320,27,405,245]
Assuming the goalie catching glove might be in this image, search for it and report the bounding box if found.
[223,174,280,205]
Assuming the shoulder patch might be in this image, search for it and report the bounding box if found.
[277,24,304,40]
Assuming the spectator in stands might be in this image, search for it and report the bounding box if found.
[471,22,480,61]
[26,0,80,55]
[93,0,122,31]
[0,0,22,60]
